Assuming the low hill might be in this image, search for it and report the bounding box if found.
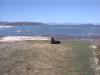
[0,21,45,25]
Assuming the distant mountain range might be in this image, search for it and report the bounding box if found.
[0,21,45,25]
[47,23,100,25]
[0,21,99,25]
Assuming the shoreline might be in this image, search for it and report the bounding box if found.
[0,36,100,42]
[0,36,50,42]
[0,25,13,28]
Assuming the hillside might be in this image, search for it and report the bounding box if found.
[0,21,45,25]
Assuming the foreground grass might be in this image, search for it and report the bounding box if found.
[0,40,93,75]
[95,40,100,74]
[96,41,100,65]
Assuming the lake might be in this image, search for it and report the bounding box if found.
[0,25,100,38]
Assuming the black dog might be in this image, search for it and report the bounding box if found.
[51,37,61,44]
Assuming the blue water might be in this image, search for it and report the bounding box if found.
[0,25,100,38]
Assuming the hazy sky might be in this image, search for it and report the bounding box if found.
[0,0,100,24]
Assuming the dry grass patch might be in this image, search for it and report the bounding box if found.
[0,41,75,75]
[0,40,93,75]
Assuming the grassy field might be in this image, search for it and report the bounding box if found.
[0,40,94,75]
[95,40,100,74]
[95,41,100,65]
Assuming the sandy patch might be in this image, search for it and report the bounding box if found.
[0,25,13,28]
[0,36,50,42]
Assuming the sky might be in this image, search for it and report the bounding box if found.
[0,0,100,24]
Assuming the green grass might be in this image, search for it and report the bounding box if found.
[0,40,94,75]
[96,42,100,65]
[65,41,93,75]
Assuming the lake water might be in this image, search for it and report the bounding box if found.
[0,25,100,38]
